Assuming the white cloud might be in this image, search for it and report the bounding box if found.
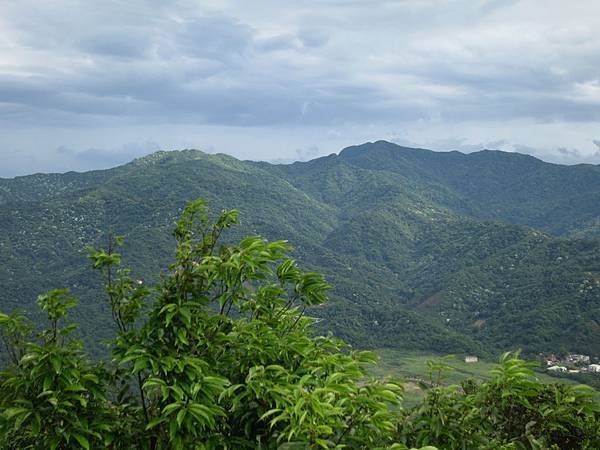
[1,0,600,175]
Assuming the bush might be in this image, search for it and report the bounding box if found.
[0,200,407,449]
[1,200,598,449]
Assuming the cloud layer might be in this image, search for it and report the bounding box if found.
[1,0,600,175]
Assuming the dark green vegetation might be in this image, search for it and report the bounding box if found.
[1,201,598,449]
[371,350,593,407]
[1,141,599,357]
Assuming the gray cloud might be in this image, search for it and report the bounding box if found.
[0,141,161,177]
[56,141,161,167]
[173,15,255,62]
[1,0,600,175]
[297,28,329,48]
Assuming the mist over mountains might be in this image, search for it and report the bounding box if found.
[1,141,599,357]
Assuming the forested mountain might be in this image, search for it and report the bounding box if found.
[1,141,599,357]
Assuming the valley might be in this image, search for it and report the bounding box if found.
[1,141,599,358]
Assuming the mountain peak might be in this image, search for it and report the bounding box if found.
[339,140,409,158]
[130,149,207,166]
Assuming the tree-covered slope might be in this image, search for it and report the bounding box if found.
[3,201,597,449]
[267,143,600,355]
[0,151,342,351]
[1,143,599,357]
[333,141,600,237]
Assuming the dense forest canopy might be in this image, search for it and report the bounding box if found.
[1,142,599,358]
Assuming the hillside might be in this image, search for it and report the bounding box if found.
[1,142,599,357]
[336,141,600,238]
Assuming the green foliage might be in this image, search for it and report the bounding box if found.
[1,200,599,448]
[0,309,32,365]
[1,201,409,449]
[1,144,600,360]
[398,352,600,449]
[0,290,113,449]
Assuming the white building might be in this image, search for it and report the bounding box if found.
[588,364,600,373]
[464,356,478,363]
[548,365,567,373]
[566,354,590,364]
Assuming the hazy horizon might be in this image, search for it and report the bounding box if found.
[4,139,599,180]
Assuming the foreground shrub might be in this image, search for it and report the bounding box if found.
[1,199,598,449]
[0,200,407,449]
[398,353,600,449]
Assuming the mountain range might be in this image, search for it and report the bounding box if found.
[1,141,599,358]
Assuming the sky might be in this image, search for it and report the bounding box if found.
[1,0,600,177]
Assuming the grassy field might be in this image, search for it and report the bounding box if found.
[370,348,586,407]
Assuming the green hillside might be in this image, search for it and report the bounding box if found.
[333,141,600,237]
[1,142,599,357]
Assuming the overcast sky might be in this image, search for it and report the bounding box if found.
[1,0,600,176]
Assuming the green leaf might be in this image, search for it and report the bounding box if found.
[145,417,167,430]
[50,356,62,374]
[4,407,29,419]
[72,433,90,450]
[176,408,187,427]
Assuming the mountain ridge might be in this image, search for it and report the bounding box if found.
[1,141,599,358]
[4,140,599,182]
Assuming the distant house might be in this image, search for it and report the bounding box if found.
[464,356,478,363]
[566,354,590,365]
[548,365,567,373]
[588,364,600,373]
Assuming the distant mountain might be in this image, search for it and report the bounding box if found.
[336,141,600,237]
[1,142,599,357]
